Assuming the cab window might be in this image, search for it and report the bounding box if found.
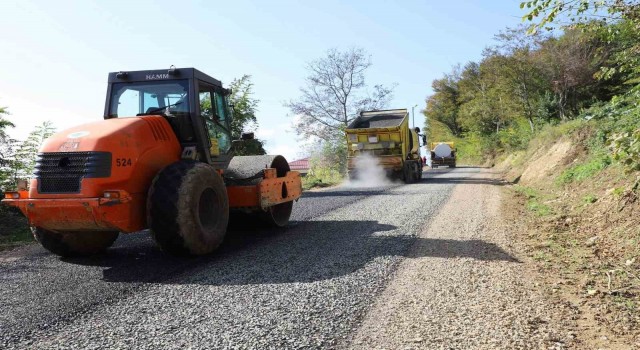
[109,80,189,117]
[198,83,231,155]
[214,92,227,121]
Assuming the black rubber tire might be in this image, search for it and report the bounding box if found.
[147,161,229,256]
[450,163,457,168]
[403,163,415,184]
[32,227,118,257]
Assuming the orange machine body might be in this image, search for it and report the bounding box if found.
[3,115,302,234]
[226,168,302,209]
[4,116,181,233]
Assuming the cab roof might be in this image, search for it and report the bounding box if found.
[107,67,222,87]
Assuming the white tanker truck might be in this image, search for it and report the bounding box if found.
[430,142,456,168]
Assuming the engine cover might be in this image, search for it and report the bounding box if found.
[30,116,181,199]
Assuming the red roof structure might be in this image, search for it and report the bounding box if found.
[289,157,310,175]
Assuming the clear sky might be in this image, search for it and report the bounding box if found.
[0,0,526,161]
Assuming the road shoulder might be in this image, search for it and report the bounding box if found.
[344,168,578,349]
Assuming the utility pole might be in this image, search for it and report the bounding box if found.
[411,104,418,129]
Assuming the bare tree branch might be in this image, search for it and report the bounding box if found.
[285,47,394,141]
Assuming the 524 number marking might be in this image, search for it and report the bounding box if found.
[116,158,132,167]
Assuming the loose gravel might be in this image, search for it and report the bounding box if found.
[0,169,458,349]
[344,169,578,350]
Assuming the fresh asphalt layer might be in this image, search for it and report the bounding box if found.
[0,167,475,349]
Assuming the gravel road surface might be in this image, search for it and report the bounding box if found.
[345,169,578,350]
[1,168,459,349]
[0,167,571,349]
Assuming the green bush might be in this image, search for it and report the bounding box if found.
[557,155,611,184]
[514,185,539,199]
[610,129,640,172]
[496,118,534,151]
[587,86,640,172]
[514,185,554,216]
[301,176,325,190]
[583,194,598,204]
[0,204,31,251]
[454,134,485,165]
[527,201,553,216]
[302,165,343,190]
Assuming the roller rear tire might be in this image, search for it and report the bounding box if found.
[32,227,118,257]
[148,161,229,256]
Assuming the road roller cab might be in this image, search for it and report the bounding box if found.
[2,67,302,257]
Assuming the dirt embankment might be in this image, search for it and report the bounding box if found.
[498,131,640,349]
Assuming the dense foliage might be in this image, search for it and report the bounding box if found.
[424,8,639,164]
[0,107,15,190]
[227,75,267,156]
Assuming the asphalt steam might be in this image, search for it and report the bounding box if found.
[346,153,393,188]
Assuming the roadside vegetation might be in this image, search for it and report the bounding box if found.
[492,2,640,345]
[424,1,639,166]
[301,139,346,190]
[0,107,52,249]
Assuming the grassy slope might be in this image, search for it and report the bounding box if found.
[499,117,640,346]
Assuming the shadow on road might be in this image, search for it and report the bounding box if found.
[62,219,519,286]
[425,166,493,175]
[424,176,508,186]
[302,189,399,198]
[441,165,491,169]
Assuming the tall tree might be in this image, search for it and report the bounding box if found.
[458,60,510,134]
[0,138,19,190]
[228,75,259,138]
[424,66,463,137]
[227,75,266,156]
[522,0,640,85]
[487,27,550,130]
[286,47,395,141]
[200,75,266,155]
[536,29,602,119]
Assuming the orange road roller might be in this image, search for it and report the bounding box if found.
[2,67,302,257]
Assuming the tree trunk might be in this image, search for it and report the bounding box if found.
[557,91,567,121]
